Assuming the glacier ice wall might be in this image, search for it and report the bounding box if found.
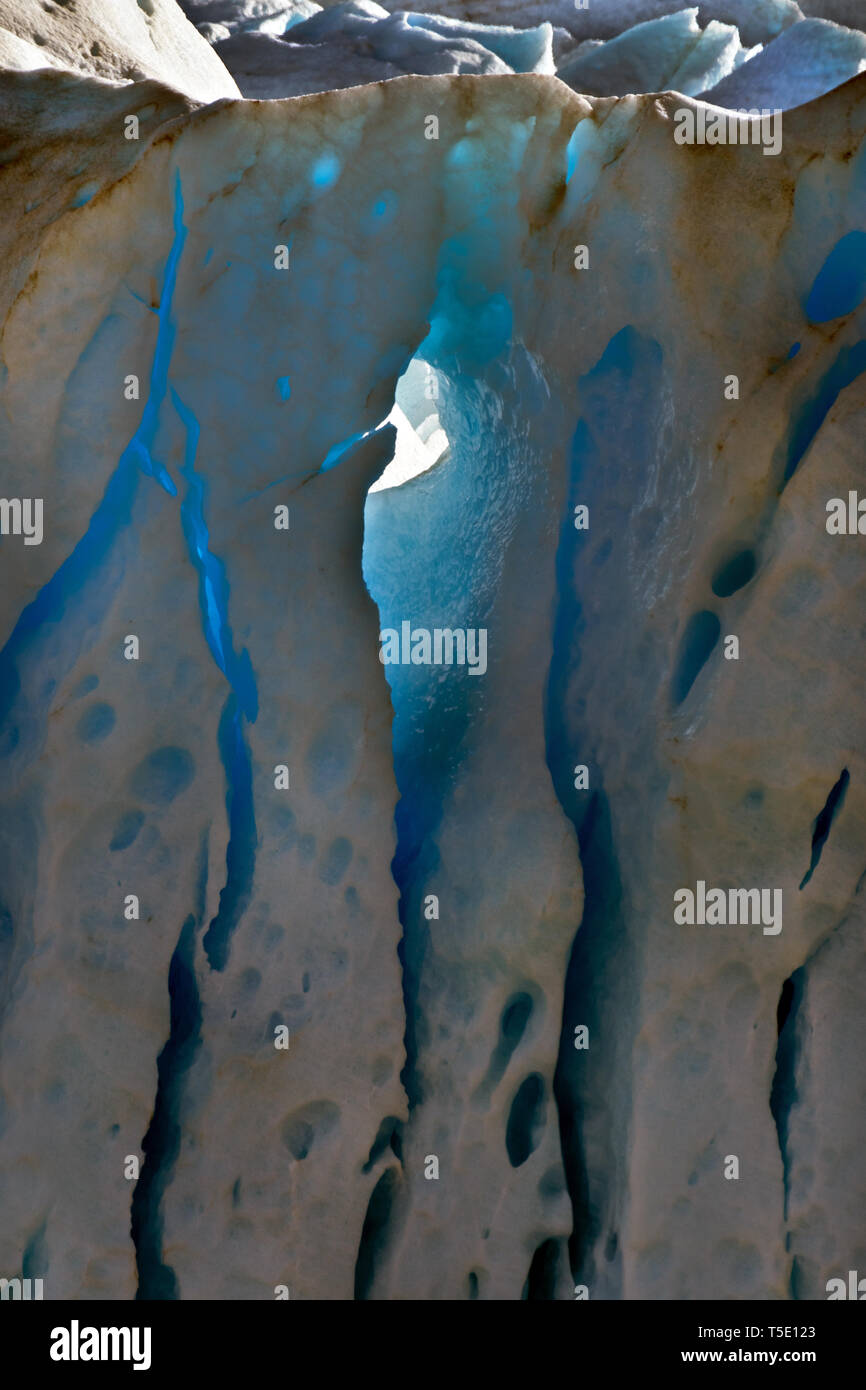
[0,39,865,1300]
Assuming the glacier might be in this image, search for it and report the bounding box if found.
[0,0,864,1303]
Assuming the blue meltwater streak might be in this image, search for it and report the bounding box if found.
[203,696,258,973]
[171,389,257,721]
[171,388,258,971]
[805,230,866,323]
[0,169,188,746]
[784,339,866,482]
[126,169,189,497]
[565,124,581,185]
[319,421,391,473]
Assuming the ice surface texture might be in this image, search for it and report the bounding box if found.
[0,1,865,1302]
[182,0,866,108]
[0,0,238,99]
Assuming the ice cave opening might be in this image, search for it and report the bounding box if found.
[361,318,566,1118]
[368,356,450,495]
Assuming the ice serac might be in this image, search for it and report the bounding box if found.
[0,87,219,1298]
[1,55,865,1302]
[209,2,555,98]
[360,79,866,1298]
[0,77,408,1300]
[183,1,866,103]
[557,9,747,100]
[361,104,584,1293]
[799,1,865,29]
[369,1,807,49]
[0,0,239,100]
[699,16,866,108]
[179,0,323,35]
